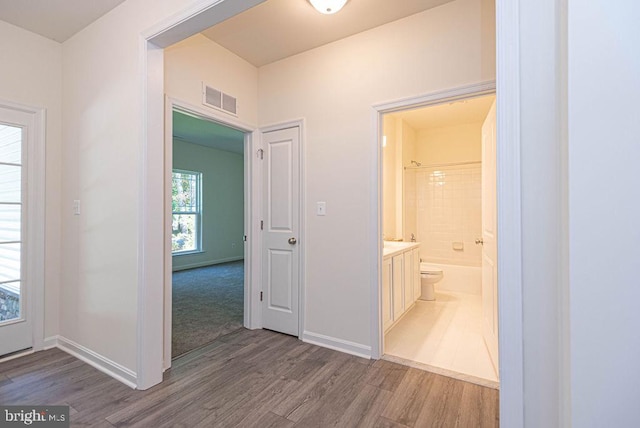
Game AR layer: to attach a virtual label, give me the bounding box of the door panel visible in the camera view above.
[392,255,404,319]
[382,258,393,331]
[267,250,293,311]
[0,109,32,357]
[262,127,300,336]
[403,252,413,308]
[412,248,421,302]
[481,100,499,377]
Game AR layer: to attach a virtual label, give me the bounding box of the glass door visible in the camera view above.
[0,123,22,325]
[0,107,32,357]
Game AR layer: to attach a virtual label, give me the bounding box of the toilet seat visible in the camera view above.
[419,263,442,274]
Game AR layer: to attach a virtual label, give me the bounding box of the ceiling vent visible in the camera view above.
[202,83,238,116]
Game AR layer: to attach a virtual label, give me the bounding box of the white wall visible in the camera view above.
[172,139,244,270]
[569,1,640,426]
[60,0,198,373]
[415,122,482,164]
[0,20,62,339]
[382,115,398,239]
[259,0,495,349]
[414,164,482,266]
[164,34,258,126]
[400,120,417,242]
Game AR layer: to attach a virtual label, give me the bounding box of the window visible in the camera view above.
[0,123,22,322]
[172,169,202,254]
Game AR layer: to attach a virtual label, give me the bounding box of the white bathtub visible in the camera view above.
[429,262,481,295]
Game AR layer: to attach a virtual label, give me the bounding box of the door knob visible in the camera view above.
[288,237,297,245]
[475,238,484,245]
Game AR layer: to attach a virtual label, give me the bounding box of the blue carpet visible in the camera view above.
[172,260,244,357]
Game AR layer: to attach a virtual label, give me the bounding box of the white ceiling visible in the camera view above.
[0,0,127,43]
[173,111,245,154]
[0,0,454,63]
[202,0,454,67]
[391,95,496,130]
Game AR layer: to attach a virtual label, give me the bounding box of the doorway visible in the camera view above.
[376,86,498,387]
[164,100,254,365]
[169,108,247,358]
[0,101,44,359]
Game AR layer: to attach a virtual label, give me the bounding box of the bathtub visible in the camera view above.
[428,262,481,295]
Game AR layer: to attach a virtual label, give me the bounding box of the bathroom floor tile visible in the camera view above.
[384,291,499,383]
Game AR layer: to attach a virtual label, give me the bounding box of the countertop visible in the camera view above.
[383,241,420,258]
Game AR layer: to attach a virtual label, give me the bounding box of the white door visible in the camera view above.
[481,100,499,377]
[262,127,300,336]
[0,106,34,356]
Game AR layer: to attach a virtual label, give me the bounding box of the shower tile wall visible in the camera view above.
[414,164,481,266]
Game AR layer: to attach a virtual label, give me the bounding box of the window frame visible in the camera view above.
[171,168,203,255]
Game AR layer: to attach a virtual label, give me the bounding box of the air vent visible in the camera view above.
[202,83,237,116]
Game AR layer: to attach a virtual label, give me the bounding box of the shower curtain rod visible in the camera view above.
[403,160,481,170]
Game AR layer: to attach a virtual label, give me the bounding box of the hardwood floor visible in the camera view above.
[0,329,498,427]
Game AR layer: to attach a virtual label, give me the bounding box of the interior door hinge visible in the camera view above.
[260,291,263,301]
[243,235,247,242]
[257,148,264,160]
[260,220,263,230]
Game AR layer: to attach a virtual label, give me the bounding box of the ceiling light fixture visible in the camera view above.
[309,0,348,15]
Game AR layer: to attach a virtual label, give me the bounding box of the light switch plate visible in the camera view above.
[317,201,326,216]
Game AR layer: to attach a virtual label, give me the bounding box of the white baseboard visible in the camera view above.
[172,256,244,272]
[48,335,137,389]
[43,336,58,350]
[302,331,372,359]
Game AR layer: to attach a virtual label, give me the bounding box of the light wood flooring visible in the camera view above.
[0,328,498,427]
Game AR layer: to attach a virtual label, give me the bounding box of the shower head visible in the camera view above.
[411,160,422,167]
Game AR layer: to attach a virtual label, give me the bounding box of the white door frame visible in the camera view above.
[140,2,527,426]
[0,99,45,357]
[372,81,496,356]
[372,78,523,426]
[162,97,257,370]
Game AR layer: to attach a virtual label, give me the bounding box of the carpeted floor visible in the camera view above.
[172,260,244,358]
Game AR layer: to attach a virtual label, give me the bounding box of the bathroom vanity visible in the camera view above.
[382,242,421,332]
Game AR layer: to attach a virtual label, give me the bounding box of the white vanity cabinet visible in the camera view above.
[382,257,393,331]
[383,242,421,332]
[412,248,421,300]
[392,255,404,318]
[404,251,415,308]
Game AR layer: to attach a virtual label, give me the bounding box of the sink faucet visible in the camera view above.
[411,233,416,242]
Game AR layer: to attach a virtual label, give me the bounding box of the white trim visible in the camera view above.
[170,97,256,131]
[247,129,262,330]
[0,99,46,355]
[372,81,497,113]
[43,336,57,350]
[0,349,34,364]
[370,81,497,361]
[302,331,371,360]
[172,256,244,272]
[51,336,137,389]
[382,354,499,390]
[137,35,165,390]
[496,0,525,425]
[142,0,267,48]
[258,119,306,337]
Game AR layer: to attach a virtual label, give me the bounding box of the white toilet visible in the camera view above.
[419,263,443,301]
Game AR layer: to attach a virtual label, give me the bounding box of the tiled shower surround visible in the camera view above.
[408,163,482,267]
